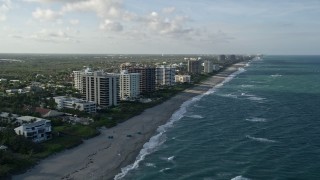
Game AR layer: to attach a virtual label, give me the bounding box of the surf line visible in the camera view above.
[114,66,247,180]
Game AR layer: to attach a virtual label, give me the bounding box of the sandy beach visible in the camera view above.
[13,62,247,180]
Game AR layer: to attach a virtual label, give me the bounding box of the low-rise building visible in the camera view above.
[35,107,64,118]
[5,89,25,94]
[14,116,52,143]
[53,96,96,113]
[212,64,221,71]
[175,75,191,83]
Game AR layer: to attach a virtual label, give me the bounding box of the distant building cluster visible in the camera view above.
[68,54,250,108]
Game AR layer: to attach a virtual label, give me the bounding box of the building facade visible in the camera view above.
[203,60,213,73]
[14,116,52,143]
[73,67,93,92]
[82,72,119,107]
[156,66,176,87]
[212,64,221,71]
[175,75,191,83]
[128,67,156,94]
[53,96,96,113]
[119,70,140,100]
[218,55,226,62]
[187,60,201,74]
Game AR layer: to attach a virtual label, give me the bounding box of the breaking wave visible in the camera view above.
[245,117,267,122]
[246,135,277,143]
[186,115,204,119]
[231,175,251,180]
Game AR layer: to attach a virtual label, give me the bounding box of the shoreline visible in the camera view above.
[13,62,248,180]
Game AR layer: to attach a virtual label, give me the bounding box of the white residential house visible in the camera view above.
[119,70,140,100]
[175,75,191,83]
[53,96,96,113]
[14,116,52,143]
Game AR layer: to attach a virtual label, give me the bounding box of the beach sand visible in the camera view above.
[13,62,247,180]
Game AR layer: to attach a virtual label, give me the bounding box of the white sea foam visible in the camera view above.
[159,167,171,173]
[248,96,265,101]
[167,156,174,161]
[114,66,247,180]
[218,93,238,99]
[245,117,267,122]
[246,135,277,143]
[194,104,204,108]
[270,74,282,77]
[239,93,266,102]
[186,115,204,119]
[145,163,156,167]
[241,84,254,88]
[231,175,251,180]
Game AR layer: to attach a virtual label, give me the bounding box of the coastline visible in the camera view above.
[13,62,248,180]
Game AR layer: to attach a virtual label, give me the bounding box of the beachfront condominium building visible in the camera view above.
[14,116,52,143]
[227,55,236,62]
[119,70,140,100]
[218,55,226,62]
[53,96,96,113]
[175,75,191,83]
[203,60,213,73]
[82,72,120,107]
[128,67,156,94]
[73,67,93,92]
[188,60,201,74]
[156,65,176,87]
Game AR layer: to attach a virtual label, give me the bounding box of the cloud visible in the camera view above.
[24,0,199,40]
[162,7,176,14]
[69,19,79,25]
[99,19,123,32]
[32,8,62,21]
[24,0,85,3]
[206,30,235,44]
[61,0,123,19]
[30,28,76,43]
[0,0,12,21]
[144,11,194,38]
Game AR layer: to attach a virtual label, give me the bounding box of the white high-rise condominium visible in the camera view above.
[119,70,140,100]
[203,60,213,73]
[73,67,93,92]
[82,72,119,107]
[156,65,176,87]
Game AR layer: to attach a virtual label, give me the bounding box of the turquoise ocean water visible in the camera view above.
[115,56,320,180]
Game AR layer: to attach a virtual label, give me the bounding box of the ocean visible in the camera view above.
[115,56,320,180]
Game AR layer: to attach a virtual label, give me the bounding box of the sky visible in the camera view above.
[0,0,320,55]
